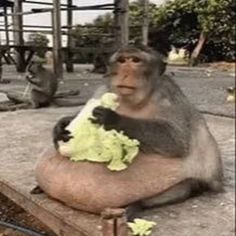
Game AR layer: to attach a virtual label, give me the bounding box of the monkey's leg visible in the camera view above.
[125,202,143,221]
[6,92,30,104]
[141,179,201,208]
[30,91,50,108]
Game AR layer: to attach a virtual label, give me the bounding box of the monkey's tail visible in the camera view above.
[53,98,86,107]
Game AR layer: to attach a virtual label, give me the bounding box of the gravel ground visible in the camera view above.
[0,64,235,236]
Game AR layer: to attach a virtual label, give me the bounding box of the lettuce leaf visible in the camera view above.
[58,93,140,171]
[128,218,156,236]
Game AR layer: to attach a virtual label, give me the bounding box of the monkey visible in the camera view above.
[50,44,224,218]
[0,59,84,111]
[92,52,110,74]
[0,59,58,109]
[25,59,58,108]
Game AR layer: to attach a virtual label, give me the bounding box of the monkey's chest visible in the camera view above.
[117,103,157,119]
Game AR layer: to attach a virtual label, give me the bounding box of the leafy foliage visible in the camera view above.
[151,0,235,61]
[71,13,114,63]
[70,0,235,62]
[71,13,114,48]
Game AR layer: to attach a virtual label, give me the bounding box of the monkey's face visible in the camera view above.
[110,54,144,96]
[107,46,165,104]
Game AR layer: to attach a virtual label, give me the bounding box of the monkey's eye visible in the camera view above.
[117,56,126,63]
[131,56,141,63]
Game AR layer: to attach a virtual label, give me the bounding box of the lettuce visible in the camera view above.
[58,93,140,171]
[128,218,156,236]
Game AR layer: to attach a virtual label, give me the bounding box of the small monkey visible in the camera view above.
[52,45,223,218]
[0,59,58,110]
[26,59,58,108]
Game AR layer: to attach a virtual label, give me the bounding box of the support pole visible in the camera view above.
[114,0,129,48]
[141,0,149,45]
[0,40,2,81]
[101,208,128,236]
[12,0,25,72]
[52,0,63,80]
[4,7,9,46]
[66,0,74,72]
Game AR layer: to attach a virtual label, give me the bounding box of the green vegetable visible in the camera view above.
[58,92,140,171]
[128,218,156,236]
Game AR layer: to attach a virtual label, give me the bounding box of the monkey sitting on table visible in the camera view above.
[48,44,223,217]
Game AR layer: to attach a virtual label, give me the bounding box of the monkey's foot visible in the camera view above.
[125,203,143,221]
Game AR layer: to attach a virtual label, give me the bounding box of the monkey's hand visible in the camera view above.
[53,116,74,149]
[91,106,120,130]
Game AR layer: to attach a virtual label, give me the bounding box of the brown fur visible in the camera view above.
[42,45,223,218]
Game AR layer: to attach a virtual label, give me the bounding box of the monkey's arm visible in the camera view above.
[53,116,75,149]
[26,74,41,86]
[92,107,190,157]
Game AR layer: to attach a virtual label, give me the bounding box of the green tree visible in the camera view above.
[152,0,235,64]
[26,33,49,58]
[71,13,114,63]
[129,0,158,41]
[71,0,235,63]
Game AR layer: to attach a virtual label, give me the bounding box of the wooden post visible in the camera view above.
[141,0,149,45]
[12,0,25,72]
[114,0,120,48]
[0,39,2,81]
[114,0,129,48]
[52,0,63,80]
[101,208,128,236]
[66,0,74,72]
[4,7,10,46]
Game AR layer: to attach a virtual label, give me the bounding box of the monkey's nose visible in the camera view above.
[121,74,129,80]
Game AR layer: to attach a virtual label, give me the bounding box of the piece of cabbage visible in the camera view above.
[58,92,140,171]
[128,218,156,236]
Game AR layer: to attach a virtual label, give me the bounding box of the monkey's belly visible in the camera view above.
[35,147,184,213]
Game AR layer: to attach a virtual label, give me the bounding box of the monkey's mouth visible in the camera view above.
[117,85,136,90]
[116,85,136,95]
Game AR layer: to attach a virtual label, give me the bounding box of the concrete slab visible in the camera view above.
[0,107,234,236]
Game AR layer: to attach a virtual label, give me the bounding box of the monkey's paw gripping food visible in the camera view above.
[128,219,156,236]
[58,92,140,171]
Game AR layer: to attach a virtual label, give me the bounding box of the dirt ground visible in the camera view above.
[0,64,235,236]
